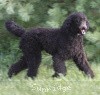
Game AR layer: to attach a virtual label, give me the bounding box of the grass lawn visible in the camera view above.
[0,59,100,95]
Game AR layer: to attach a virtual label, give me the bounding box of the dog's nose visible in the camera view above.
[81,21,87,30]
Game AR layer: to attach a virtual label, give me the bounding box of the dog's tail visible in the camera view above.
[5,21,25,37]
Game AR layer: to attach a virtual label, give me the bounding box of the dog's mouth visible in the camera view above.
[81,27,86,34]
[79,27,87,35]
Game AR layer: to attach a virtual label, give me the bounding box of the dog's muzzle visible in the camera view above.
[81,27,87,35]
[79,21,87,35]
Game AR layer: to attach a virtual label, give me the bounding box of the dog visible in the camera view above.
[5,12,94,78]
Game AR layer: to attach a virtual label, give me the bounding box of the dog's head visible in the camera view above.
[70,12,89,35]
[61,12,89,35]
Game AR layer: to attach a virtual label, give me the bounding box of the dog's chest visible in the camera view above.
[58,36,83,59]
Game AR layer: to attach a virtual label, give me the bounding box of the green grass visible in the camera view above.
[0,60,100,95]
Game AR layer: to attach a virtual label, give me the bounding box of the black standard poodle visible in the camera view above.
[5,12,94,78]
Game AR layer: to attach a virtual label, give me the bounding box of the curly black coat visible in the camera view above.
[5,12,94,78]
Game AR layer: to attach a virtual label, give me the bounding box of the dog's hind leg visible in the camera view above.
[26,51,41,79]
[8,56,27,78]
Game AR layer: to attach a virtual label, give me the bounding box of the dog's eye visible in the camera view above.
[75,19,81,25]
[86,21,89,29]
[76,20,80,23]
[75,18,81,24]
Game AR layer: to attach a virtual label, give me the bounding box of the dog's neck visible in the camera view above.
[60,27,83,38]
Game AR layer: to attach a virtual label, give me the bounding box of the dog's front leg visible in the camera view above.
[73,52,94,78]
[52,55,67,77]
